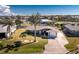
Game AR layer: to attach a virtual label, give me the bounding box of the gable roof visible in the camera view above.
[64,24,79,31]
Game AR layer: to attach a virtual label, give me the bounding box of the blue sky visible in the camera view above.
[10,5,79,15]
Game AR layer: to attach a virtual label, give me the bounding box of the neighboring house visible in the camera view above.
[0,25,16,38]
[40,19,52,26]
[63,24,79,36]
[27,26,57,39]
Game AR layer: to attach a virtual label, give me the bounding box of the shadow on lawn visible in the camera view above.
[0,41,27,53]
[2,40,36,53]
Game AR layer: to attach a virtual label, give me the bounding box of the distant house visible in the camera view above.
[40,19,52,26]
[63,24,79,36]
[0,25,16,38]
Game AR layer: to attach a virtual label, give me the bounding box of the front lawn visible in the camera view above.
[0,37,47,54]
[65,37,79,52]
[0,29,48,54]
[8,38,47,54]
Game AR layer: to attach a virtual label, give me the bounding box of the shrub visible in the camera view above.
[20,33,26,38]
[0,43,3,50]
[14,41,22,47]
[42,36,48,39]
[14,48,18,51]
[26,30,34,35]
[6,45,12,50]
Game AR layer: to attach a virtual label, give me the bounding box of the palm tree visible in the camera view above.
[15,19,23,29]
[15,15,23,28]
[29,12,41,42]
[0,19,14,38]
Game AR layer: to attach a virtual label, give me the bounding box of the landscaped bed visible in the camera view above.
[65,37,79,52]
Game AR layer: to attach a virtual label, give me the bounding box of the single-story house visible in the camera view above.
[26,26,57,39]
[63,24,79,36]
[40,19,52,26]
[0,25,16,38]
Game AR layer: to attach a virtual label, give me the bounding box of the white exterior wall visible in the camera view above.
[7,33,10,38]
[5,25,16,38]
[10,25,16,33]
[0,25,16,38]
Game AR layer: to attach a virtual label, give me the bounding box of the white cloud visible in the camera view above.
[0,5,16,16]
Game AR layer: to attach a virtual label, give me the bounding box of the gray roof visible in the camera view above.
[26,26,57,34]
[40,19,52,23]
[64,24,79,31]
[26,26,54,30]
[0,25,7,33]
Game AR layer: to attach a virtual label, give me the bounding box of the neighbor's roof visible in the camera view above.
[40,19,52,22]
[0,25,7,33]
[64,24,79,31]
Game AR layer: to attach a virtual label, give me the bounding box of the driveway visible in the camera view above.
[43,30,69,54]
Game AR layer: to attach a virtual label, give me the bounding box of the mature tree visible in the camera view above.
[29,12,41,42]
[0,19,14,38]
[16,15,21,20]
[15,15,23,28]
[49,16,56,26]
[15,19,23,28]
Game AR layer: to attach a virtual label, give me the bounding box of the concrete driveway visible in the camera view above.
[43,30,69,54]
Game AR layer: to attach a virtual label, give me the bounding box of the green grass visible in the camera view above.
[65,37,79,51]
[55,21,79,24]
[0,38,47,54]
[11,39,47,54]
[0,40,14,47]
[21,22,31,27]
